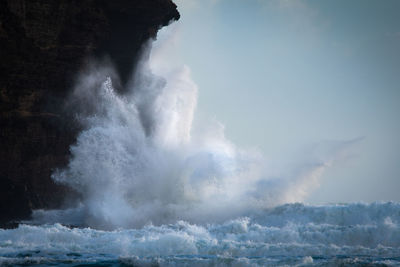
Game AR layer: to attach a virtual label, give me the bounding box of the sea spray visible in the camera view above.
[48,24,355,229]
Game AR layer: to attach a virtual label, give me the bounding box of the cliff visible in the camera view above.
[0,0,179,224]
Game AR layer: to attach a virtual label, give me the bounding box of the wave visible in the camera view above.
[46,22,360,230]
[3,203,400,266]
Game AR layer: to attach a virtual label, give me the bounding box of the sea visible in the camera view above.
[1,202,400,266]
[2,22,399,266]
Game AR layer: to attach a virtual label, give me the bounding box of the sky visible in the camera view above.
[172,0,400,203]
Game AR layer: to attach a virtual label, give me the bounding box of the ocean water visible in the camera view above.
[2,22,398,266]
[1,202,400,266]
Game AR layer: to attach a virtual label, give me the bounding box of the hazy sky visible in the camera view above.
[172,0,400,203]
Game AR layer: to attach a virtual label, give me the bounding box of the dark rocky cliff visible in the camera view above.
[0,0,179,224]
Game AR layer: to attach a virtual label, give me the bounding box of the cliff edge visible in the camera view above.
[0,0,179,224]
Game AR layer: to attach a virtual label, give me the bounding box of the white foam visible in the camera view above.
[4,203,400,265]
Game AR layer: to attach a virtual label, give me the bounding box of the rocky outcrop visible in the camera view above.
[0,0,179,224]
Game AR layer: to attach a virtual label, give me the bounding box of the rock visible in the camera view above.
[0,0,179,223]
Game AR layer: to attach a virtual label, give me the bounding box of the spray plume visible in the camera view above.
[45,23,357,229]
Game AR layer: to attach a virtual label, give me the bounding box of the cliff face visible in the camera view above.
[0,0,179,224]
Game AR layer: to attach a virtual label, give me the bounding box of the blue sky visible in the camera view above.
[173,0,400,203]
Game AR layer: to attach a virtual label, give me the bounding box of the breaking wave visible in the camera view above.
[2,203,400,266]
[38,23,359,230]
